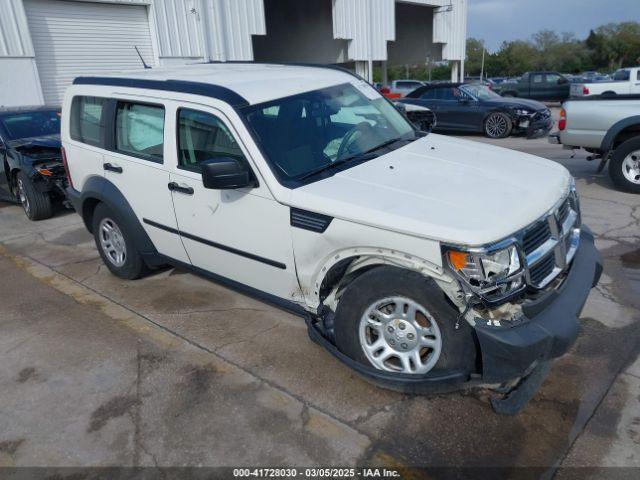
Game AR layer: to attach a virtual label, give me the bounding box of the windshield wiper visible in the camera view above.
[297,137,410,182]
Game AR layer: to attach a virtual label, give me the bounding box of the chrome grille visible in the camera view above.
[520,192,581,289]
[529,253,555,285]
[522,221,551,255]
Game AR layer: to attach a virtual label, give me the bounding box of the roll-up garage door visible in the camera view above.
[24,0,156,105]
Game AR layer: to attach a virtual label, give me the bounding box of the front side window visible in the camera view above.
[242,83,416,183]
[177,109,246,171]
[2,110,61,141]
[116,102,164,162]
[546,73,561,83]
[533,74,543,84]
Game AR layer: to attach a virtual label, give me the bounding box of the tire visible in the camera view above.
[92,203,148,280]
[333,266,476,376]
[608,137,640,194]
[16,171,53,221]
[484,112,513,139]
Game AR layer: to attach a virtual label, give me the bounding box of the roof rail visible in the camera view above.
[72,77,250,108]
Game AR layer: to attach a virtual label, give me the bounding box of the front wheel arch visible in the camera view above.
[332,265,478,376]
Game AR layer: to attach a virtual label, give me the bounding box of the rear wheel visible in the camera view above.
[609,137,640,193]
[484,112,513,139]
[92,203,148,279]
[333,266,476,375]
[16,171,53,221]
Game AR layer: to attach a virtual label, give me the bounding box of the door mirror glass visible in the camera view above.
[201,157,254,190]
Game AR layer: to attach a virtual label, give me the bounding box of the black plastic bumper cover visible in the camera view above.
[65,186,82,212]
[306,227,602,394]
[475,227,602,383]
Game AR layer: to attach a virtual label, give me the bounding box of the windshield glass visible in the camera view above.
[242,83,415,183]
[460,84,502,101]
[0,110,61,140]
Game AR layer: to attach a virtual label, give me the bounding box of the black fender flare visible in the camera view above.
[600,115,640,152]
[77,176,159,260]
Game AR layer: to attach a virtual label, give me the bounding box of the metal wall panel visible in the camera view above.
[434,0,467,60]
[152,0,204,59]
[0,0,34,56]
[333,0,466,62]
[201,0,266,61]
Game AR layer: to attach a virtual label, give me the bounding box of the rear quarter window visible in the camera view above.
[70,96,107,147]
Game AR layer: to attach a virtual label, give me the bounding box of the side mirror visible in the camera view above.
[458,97,471,104]
[558,78,568,85]
[201,157,255,190]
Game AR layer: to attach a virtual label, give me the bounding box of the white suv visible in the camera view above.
[62,64,601,412]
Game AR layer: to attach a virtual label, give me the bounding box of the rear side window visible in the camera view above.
[115,102,165,163]
[177,108,245,171]
[70,96,106,147]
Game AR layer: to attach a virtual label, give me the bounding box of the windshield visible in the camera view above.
[460,84,502,101]
[242,83,416,184]
[0,110,61,141]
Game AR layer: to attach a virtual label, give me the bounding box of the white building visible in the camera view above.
[0,0,467,107]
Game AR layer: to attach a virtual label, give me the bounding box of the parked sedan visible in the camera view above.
[399,83,553,139]
[0,107,67,220]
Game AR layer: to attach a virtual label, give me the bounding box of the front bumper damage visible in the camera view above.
[306,228,602,414]
[519,113,554,139]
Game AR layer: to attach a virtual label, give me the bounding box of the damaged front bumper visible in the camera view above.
[306,228,602,412]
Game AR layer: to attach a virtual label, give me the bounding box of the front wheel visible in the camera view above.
[333,266,476,375]
[16,171,53,221]
[484,112,513,139]
[609,137,640,193]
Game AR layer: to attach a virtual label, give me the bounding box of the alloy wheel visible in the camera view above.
[622,151,640,185]
[359,296,442,374]
[17,178,30,216]
[98,217,127,267]
[486,113,509,138]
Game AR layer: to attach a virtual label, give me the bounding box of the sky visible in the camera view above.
[467,0,640,52]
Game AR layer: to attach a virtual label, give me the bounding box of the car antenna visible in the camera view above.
[134,46,151,69]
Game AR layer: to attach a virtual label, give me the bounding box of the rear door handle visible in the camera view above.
[168,182,194,195]
[103,163,123,173]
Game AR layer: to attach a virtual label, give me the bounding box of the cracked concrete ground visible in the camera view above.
[0,133,638,474]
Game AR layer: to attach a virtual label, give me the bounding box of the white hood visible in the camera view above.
[290,134,570,246]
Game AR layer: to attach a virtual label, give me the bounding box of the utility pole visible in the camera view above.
[480,42,485,81]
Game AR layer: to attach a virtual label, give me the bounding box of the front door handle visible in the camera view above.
[168,182,194,195]
[103,163,123,174]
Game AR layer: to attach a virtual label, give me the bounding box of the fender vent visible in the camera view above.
[290,208,333,233]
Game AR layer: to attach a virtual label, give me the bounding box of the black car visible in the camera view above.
[399,83,553,139]
[0,107,67,220]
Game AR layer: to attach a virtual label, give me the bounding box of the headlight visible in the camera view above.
[445,243,525,304]
[514,108,533,116]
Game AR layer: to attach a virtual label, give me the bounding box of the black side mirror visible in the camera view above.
[201,157,255,190]
[558,78,568,85]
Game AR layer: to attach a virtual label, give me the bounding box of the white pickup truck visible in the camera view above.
[549,95,640,192]
[571,67,640,97]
